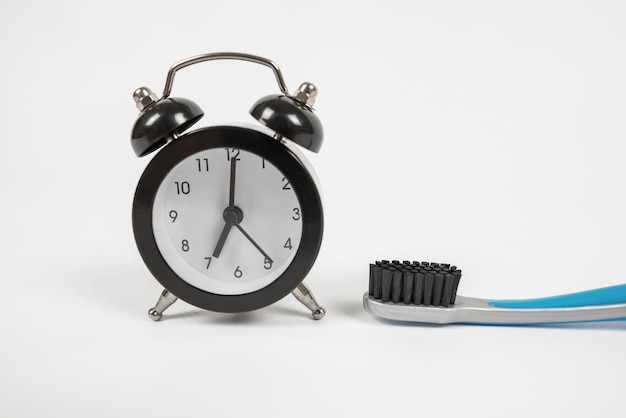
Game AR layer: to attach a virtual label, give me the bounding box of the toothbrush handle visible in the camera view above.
[489,283,626,309]
[363,293,626,325]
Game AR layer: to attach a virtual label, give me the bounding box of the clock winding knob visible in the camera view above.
[293,82,318,108]
[133,86,159,111]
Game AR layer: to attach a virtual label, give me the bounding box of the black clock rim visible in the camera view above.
[132,126,324,313]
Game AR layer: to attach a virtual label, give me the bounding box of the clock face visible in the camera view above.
[152,147,303,295]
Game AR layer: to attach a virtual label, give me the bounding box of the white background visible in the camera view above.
[1,1,625,417]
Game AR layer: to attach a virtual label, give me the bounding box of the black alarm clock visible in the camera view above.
[130,53,326,321]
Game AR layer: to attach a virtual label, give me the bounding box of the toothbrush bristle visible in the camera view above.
[369,260,462,307]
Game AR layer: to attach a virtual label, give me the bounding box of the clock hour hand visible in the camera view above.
[212,222,233,258]
[235,224,273,264]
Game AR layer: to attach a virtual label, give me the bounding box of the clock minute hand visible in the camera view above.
[213,155,239,258]
[235,224,273,264]
[228,154,236,209]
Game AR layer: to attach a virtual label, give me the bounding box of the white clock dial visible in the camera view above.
[152,147,303,295]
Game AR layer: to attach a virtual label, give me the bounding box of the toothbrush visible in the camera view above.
[363,260,626,325]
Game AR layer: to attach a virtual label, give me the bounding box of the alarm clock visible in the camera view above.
[130,52,326,321]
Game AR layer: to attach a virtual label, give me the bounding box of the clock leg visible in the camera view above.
[148,289,178,321]
[291,282,326,320]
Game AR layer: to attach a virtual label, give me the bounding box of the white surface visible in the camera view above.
[1,1,625,417]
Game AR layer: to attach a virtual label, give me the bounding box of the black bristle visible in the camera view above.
[391,270,403,303]
[372,265,382,299]
[423,272,434,305]
[413,271,424,305]
[432,273,444,306]
[450,271,462,304]
[381,268,393,302]
[441,274,454,307]
[403,271,414,304]
[369,264,375,296]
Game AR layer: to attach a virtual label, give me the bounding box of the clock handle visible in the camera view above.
[161,52,290,99]
[292,282,326,320]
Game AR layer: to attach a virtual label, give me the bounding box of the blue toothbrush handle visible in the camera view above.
[489,283,626,309]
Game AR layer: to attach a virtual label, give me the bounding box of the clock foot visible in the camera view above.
[148,289,178,321]
[292,282,326,320]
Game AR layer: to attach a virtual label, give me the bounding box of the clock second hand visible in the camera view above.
[235,224,273,264]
